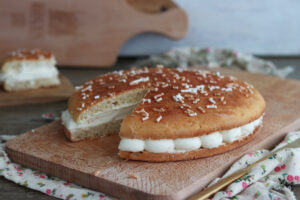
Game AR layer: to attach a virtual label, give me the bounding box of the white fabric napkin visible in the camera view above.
[135,48,294,78]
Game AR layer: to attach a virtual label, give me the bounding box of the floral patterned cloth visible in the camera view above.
[41,113,60,122]
[135,48,294,78]
[210,131,300,200]
[0,132,299,200]
[0,136,112,200]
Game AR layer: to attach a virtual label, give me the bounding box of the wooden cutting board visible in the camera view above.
[0,0,188,67]
[0,75,74,107]
[5,68,300,200]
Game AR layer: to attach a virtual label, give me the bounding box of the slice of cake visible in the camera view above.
[61,66,266,162]
[0,49,60,91]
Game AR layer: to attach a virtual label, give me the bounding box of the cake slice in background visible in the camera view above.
[0,49,60,92]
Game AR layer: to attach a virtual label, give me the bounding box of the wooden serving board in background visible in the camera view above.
[0,75,74,107]
[0,0,188,67]
[5,68,300,199]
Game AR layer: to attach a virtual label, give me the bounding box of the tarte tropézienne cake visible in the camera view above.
[62,65,265,162]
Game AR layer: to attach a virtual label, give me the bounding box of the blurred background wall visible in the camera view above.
[120,0,300,56]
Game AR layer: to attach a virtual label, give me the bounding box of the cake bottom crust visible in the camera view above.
[119,126,261,162]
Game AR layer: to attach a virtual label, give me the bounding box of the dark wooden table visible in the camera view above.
[0,57,299,199]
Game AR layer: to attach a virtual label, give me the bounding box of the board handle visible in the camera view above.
[125,1,188,40]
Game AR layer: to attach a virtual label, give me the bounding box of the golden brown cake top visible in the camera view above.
[1,49,53,65]
[68,66,265,135]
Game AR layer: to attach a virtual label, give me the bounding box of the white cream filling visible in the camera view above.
[175,137,201,150]
[200,132,223,149]
[145,139,175,153]
[118,115,263,153]
[0,61,58,83]
[61,104,137,132]
[119,138,145,152]
[222,127,242,143]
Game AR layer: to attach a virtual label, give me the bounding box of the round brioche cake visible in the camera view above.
[61,66,265,162]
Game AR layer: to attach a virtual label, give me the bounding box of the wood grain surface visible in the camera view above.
[5,68,300,200]
[0,0,188,67]
[0,75,74,107]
